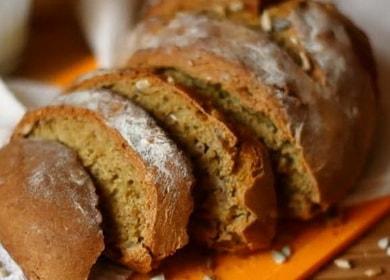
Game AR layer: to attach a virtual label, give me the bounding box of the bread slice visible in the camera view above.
[13,90,194,273]
[0,138,104,280]
[142,0,260,25]
[128,12,376,219]
[68,68,276,252]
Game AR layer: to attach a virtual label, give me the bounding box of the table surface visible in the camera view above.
[13,1,390,279]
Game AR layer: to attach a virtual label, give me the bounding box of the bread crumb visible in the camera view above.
[228,1,244,12]
[272,250,287,264]
[334,258,352,269]
[135,79,151,91]
[386,247,390,256]
[187,60,194,66]
[260,11,272,32]
[203,275,215,280]
[377,237,389,250]
[150,273,165,280]
[364,267,383,277]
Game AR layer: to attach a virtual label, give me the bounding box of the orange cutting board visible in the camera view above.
[41,57,389,280]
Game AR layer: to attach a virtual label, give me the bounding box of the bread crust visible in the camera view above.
[0,139,104,280]
[68,68,277,252]
[127,10,376,219]
[12,91,194,273]
[142,0,260,25]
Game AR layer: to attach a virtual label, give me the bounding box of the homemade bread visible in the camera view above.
[13,90,194,272]
[128,11,376,219]
[0,138,104,280]
[68,68,277,252]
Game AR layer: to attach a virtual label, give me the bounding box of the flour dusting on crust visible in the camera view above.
[53,90,192,196]
[24,139,102,229]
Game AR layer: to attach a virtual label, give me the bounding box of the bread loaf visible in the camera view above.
[68,68,277,252]
[0,138,104,280]
[13,90,194,272]
[128,9,376,219]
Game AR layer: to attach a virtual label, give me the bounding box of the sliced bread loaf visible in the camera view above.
[13,90,194,273]
[128,12,376,219]
[0,138,104,280]
[68,68,276,252]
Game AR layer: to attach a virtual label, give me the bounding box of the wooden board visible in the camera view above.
[316,213,390,279]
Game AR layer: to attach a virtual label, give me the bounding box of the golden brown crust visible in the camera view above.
[127,9,376,219]
[12,92,194,273]
[68,67,277,252]
[0,138,104,280]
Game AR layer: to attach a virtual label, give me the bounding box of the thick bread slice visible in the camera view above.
[0,138,104,280]
[68,68,277,252]
[128,13,376,219]
[142,0,260,25]
[12,90,194,273]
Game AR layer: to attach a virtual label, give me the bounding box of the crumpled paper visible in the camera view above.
[0,0,389,279]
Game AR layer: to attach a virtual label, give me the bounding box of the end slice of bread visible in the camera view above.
[12,90,194,273]
[0,138,104,280]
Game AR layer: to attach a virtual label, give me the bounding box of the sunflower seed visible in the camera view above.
[260,11,272,32]
[299,51,311,71]
[272,250,287,264]
[334,258,352,269]
[364,267,383,277]
[377,237,389,250]
[135,79,150,91]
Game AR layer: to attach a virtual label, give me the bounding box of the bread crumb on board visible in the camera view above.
[333,258,352,269]
[272,250,287,264]
[364,267,383,277]
[377,236,389,250]
[271,245,292,264]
